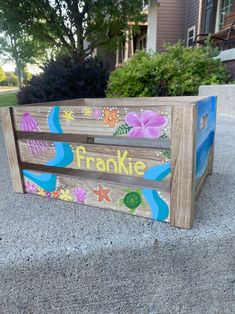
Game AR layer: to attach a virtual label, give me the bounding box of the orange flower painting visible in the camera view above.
[103,109,118,128]
[52,191,60,199]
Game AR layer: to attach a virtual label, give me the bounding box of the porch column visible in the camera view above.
[147,0,158,51]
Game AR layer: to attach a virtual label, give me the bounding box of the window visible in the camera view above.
[219,0,233,28]
[187,26,196,47]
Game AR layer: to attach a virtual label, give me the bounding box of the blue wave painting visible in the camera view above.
[196,96,216,180]
[142,163,170,221]
[23,106,74,192]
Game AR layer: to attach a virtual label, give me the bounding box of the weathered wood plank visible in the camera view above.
[13,105,172,138]
[170,104,197,229]
[18,140,171,180]
[195,164,209,200]
[22,170,171,222]
[0,107,24,193]
[15,96,209,108]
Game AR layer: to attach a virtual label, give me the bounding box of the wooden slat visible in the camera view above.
[15,96,209,107]
[170,104,197,229]
[18,140,171,180]
[21,162,171,192]
[195,165,209,200]
[13,105,172,138]
[195,145,214,199]
[22,170,170,221]
[208,99,217,175]
[0,107,24,193]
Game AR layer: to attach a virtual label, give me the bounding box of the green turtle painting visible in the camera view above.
[120,189,145,214]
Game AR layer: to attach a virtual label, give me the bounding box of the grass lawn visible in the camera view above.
[0,91,17,107]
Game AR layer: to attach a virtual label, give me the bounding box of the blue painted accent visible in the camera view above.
[142,163,171,221]
[23,106,74,192]
[23,171,57,192]
[196,96,216,180]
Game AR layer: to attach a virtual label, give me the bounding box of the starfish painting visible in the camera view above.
[92,184,111,202]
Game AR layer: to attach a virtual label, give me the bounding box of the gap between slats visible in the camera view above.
[16,131,171,150]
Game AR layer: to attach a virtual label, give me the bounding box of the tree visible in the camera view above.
[0,2,52,86]
[0,66,6,83]
[1,0,146,59]
[7,72,18,86]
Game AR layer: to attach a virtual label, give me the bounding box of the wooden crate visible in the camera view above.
[0,96,216,229]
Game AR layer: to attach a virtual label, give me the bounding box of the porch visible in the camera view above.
[195,0,235,50]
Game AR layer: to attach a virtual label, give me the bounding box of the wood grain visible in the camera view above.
[0,107,24,193]
[18,140,171,180]
[21,163,171,192]
[195,164,209,200]
[170,104,197,229]
[13,96,209,107]
[13,105,172,138]
[22,170,171,221]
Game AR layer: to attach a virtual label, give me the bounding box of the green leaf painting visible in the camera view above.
[113,123,132,136]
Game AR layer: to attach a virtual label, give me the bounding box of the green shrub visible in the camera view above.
[106,43,230,97]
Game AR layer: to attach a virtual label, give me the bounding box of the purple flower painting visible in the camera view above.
[73,188,87,203]
[20,112,49,156]
[92,108,102,120]
[125,110,168,138]
[25,181,37,194]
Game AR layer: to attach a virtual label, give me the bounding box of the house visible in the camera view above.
[116,0,235,77]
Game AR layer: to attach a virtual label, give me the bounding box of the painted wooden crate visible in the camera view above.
[1,96,216,229]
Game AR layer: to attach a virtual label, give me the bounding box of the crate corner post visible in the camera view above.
[170,103,197,229]
[1,106,24,194]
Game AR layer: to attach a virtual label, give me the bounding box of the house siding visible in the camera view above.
[156,0,187,51]
[185,0,200,39]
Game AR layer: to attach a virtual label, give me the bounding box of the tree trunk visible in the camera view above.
[15,62,23,88]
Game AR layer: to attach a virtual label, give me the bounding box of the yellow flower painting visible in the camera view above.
[59,189,72,201]
[83,107,93,118]
[62,110,75,123]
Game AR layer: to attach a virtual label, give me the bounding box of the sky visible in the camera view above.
[1,61,42,74]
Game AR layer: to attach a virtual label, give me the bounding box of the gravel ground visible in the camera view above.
[0,115,234,314]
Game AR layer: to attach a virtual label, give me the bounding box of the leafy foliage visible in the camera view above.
[0,66,6,82]
[0,2,50,86]
[106,43,231,97]
[1,72,18,86]
[1,0,146,59]
[18,55,109,104]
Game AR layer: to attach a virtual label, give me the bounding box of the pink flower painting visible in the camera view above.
[20,112,49,156]
[125,110,168,138]
[73,188,87,203]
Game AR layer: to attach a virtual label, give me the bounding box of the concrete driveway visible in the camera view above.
[0,113,234,313]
